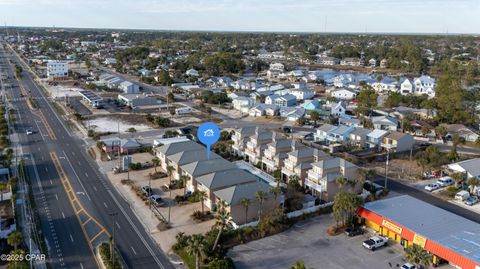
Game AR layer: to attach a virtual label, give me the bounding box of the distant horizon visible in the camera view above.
[4,24,480,37]
[1,0,479,35]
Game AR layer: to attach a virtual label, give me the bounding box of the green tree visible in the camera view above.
[435,125,447,139]
[404,244,432,268]
[151,157,160,173]
[358,169,375,185]
[166,166,175,186]
[332,192,363,227]
[240,198,251,224]
[308,110,320,126]
[290,261,312,269]
[7,231,23,250]
[466,177,479,194]
[451,172,464,188]
[199,191,208,215]
[7,249,28,269]
[255,190,268,220]
[186,234,207,269]
[212,200,230,251]
[269,187,282,202]
[180,175,189,196]
[0,181,8,201]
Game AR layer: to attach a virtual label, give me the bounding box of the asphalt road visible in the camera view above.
[1,49,96,269]
[3,45,174,269]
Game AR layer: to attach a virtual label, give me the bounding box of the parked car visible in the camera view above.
[362,236,388,251]
[149,194,163,207]
[423,171,435,179]
[455,190,470,201]
[344,227,364,237]
[424,183,440,192]
[401,263,417,269]
[464,196,479,206]
[436,176,454,187]
[26,129,33,135]
[141,186,152,196]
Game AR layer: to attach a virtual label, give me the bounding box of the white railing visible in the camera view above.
[286,202,334,218]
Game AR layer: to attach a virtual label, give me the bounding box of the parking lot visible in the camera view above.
[228,214,409,269]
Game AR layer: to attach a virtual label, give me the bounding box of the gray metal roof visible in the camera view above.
[214,180,271,205]
[449,158,480,178]
[363,195,480,264]
[312,157,356,170]
[168,149,220,166]
[196,168,258,190]
[181,158,235,177]
[157,140,203,156]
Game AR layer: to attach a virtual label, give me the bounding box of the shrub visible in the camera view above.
[98,242,121,269]
[206,257,235,269]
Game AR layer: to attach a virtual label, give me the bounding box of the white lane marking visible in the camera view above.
[55,194,58,200]
[45,167,48,172]
[93,186,97,191]
[116,222,120,229]
[131,246,137,255]
[50,179,53,185]
[106,189,165,268]
[103,202,108,209]
[61,212,65,219]
[62,150,91,201]
[84,172,88,178]
[70,234,74,242]
[80,263,84,269]
[33,120,46,142]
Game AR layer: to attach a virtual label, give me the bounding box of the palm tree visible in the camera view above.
[404,244,432,268]
[7,231,23,250]
[212,200,230,251]
[269,187,281,203]
[180,175,189,196]
[290,261,310,269]
[151,157,160,173]
[467,177,479,194]
[451,172,464,188]
[335,176,348,190]
[186,234,207,269]
[199,191,208,215]
[166,165,175,186]
[240,198,251,224]
[255,190,268,220]
[0,181,8,201]
[359,169,375,185]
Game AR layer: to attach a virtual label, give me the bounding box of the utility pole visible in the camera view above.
[384,149,390,189]
[109,212,118,268]
[168,188,172,224]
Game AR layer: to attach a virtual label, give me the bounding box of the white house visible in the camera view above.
[47,61,69,79]
[371,115,399,131]
[186,68,199,77]
[269,63,285,72]
[413,75,436,97]
[232,97,256,113]
[368,58,377,67]
[275,94,297,107]
[119,81,140,94]
[331,88,357,100]
[330,101,347,117]
[448,158,480,179]
[291,88,314,100]
[400,79,414,95]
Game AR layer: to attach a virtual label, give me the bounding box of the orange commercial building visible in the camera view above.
[357,195,480,269]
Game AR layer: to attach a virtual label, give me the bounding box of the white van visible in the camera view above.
[455,190,470,201]
[436,176,454,187]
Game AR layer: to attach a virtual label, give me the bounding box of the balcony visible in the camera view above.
[264,148,276,160]
[307,170,322,181]
[304,179,324,192]
[381,142,397,150]
[284,159,297,171]
[262,157,276,169]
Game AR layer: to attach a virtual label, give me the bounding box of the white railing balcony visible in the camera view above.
[305,179,324,192]
[262,157,276,168]
[381,142,397,149]
[307,170,322,181]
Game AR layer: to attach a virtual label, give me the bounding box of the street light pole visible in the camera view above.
[109,212,118,268]
[384,149,390,189]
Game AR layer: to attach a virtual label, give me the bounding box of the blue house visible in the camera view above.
[304,99,321,111]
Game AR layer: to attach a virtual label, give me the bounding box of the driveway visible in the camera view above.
[228,214,408,269]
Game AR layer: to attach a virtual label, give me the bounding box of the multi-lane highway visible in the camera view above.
[1,44,173,269]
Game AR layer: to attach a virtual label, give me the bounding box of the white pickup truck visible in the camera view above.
[362,236,388,251]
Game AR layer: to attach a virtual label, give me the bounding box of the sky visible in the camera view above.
[0,0,479,34]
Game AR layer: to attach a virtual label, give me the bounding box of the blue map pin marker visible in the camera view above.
[197,122,220,160]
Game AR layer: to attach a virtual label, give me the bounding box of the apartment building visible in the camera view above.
[281,147,332,184]
[305,158,360,201]
[244,128,273,165]
[232,126,258,157]
[262,138,305,172]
